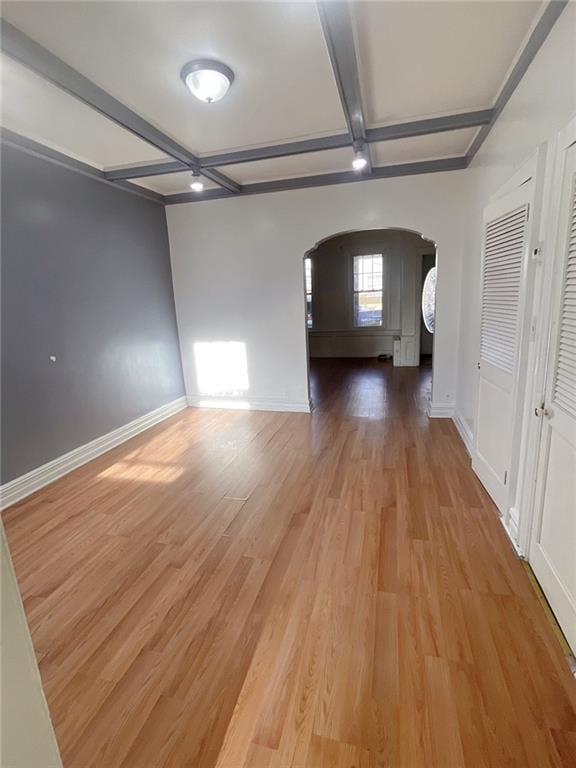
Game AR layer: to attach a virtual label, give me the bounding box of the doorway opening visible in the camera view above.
[303,228,437,411]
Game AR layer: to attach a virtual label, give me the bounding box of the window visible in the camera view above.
[354,254,383,327]
[421,266,437,334]
[305,257,313,328]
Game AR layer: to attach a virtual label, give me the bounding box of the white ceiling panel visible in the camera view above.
[0,55,168,169]
[221,147,354,184]
[1,1,347,155]
[133,171,219,195]
[372,128,477,166]
[354,0,542,125]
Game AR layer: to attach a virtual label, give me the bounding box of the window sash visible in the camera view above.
[353,255,383,327]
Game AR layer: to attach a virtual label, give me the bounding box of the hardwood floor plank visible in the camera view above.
[4,358,575,767]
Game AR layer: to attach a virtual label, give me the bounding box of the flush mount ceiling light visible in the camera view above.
[190,171,204,192]
[181,59,234,103]
[352,142,368,171]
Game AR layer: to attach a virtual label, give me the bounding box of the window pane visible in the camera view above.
[307,293,313,329]
[354,255,383,327]
[355,291,382,327]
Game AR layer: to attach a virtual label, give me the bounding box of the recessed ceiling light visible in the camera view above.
[190,171,204,192]
[352,142,369,171]
[181,59,234,103]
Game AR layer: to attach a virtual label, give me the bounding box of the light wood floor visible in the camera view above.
[5,358,576,767]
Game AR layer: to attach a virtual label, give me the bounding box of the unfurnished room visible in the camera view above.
[1,1,576,766]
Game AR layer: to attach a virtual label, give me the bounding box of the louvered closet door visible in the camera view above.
[473,185,532,513]
[530,141,576,653]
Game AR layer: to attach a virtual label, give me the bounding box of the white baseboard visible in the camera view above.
[428,402,455,418]
[501,507,523,557]
[0,397,188,511]
[187,395,311,413]
[452,409,474,457]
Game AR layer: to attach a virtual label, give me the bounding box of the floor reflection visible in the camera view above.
[309,356,432,419]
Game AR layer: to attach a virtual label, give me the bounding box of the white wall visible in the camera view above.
[308,230,434,359]
[167,170,470,412]
[1,525,62,767]
[456,2,576,434]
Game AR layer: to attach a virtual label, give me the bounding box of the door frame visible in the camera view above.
[302,227,438,409]
[473,147,547,532]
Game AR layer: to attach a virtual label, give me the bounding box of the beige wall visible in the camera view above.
[307,229,434,359]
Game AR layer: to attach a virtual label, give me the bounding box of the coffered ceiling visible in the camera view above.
[0,1,561,204]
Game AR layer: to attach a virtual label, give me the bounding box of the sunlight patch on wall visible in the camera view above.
[194,341,249,396]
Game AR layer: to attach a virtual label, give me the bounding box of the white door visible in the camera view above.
[530,140,576,653]
[473,185,533,512]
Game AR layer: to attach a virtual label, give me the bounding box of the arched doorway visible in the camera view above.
[303,228,437,411]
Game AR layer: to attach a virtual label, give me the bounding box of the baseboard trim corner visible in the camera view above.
[428,402,455,418]
[0,396,188,511]
[186,395,311,414]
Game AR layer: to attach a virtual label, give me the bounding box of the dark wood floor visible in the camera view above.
[4,358,576,767]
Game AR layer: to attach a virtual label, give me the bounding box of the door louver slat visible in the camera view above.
[553,174,576,418]
[480,204,529,373]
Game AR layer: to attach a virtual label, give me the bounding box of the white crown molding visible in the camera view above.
[187,396,311,414]
[428,402,455,418]
[1,397,188,512]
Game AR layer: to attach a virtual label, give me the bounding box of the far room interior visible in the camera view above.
[304,229,437,413]
[1,2,575,767]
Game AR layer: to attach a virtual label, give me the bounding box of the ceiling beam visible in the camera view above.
[105,160,188,181]
[0,128,165,204]
[467,0,568,161]
[106,109,492,180]
[0,20,241,193]
[366,110,493,143]
[200,133,352,168]
[164,156,467,205]
[316,0,373,173]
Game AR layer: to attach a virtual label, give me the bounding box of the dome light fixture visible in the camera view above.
[190,170,204,193]
[181,59,234,103]
[352,142,368,171]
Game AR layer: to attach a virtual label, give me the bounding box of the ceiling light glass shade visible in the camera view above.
[190,179,204,192]
[181,59,234,103]
[352,155,368,171]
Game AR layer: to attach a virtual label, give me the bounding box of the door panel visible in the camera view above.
[538,430,576,599]
[473,187,533,513]
[476,375,511,484]
[530,140,576,653]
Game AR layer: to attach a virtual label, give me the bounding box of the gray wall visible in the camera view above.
[1,144,185,483]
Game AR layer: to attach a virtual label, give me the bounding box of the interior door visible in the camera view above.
[473,185,533,512]
[530,140,576,653]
